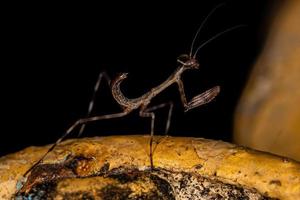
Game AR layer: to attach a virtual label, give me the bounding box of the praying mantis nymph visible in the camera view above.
[22,4,244,180]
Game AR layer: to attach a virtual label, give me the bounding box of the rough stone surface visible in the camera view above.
[15,165,273,200]
[1,136,300,199]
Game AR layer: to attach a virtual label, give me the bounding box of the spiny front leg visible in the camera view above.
[177,79,220,112]
[185,86,220,112]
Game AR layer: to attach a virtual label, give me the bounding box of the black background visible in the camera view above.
[1,1,279,156]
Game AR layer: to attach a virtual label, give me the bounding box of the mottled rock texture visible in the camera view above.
[1,136,299,199]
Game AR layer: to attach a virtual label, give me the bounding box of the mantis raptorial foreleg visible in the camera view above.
[177,79,220,112]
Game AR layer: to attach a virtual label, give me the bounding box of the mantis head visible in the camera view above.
[177,54,199,69]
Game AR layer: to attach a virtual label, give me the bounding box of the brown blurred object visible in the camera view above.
[234,1,300,161]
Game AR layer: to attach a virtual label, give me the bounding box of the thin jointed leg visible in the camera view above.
[177,79,220,112]
[140,102,173,169]
[139,108,155,169]
[78,71,111,137]
[184,86,220,112]
[144,101,173,135]
[23,110,129,177]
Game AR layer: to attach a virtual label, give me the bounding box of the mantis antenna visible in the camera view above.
[193,24,246,58]
[189,3,226,57]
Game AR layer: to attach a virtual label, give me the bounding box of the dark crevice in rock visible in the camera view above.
[151,174,175,200]
[15,156,277,199]
[98,162,110,175]
[106,167,142,183]
[99,185,132,200]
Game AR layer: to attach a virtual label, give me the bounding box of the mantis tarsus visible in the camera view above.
[22,4,244,179]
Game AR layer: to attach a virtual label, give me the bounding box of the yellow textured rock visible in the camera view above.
[0,135,299,199]
[234,1,300,161]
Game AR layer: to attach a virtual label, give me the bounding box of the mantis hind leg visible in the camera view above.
[78,71,111,137]
[22,110,130,180]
